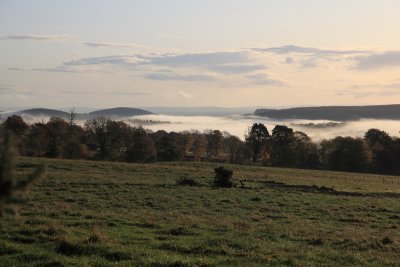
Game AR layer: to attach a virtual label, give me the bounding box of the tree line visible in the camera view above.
[1,115,400,175]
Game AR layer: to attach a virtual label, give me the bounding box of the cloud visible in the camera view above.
[178,91,193,99]
[111,90,150,96]
[0,34,73,41]
[1,34,165,53]
[7,67,30,71]
[208,64,266,74]
[18,51,268,76]
[339,81,400,98]
[61,90,150,96]
[349,82,400,90]
[254,45,367,56]
[254,45,372,69]
[0,84,36,102]
[338,89,400,98]
[63,55,139,66]
[300,57,320,68]
[254,45,322,54]
[32,67,78,73]
[246,73,287,87]
[3,93,30,102]
[142,51,251,69]
[256,45,400,71]
[9,65,114,74]
[354,51,400,70]
[0,85,15,93]
[284,57,294,64]
[145,72,216,82]
[158,34,184,40]
[52,52,249,69]
[82,41,150,49]
[9,56,138,73]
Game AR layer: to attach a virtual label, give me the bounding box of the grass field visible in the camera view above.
[1,157,400,266]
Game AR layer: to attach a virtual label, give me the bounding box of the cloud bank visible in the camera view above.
[11,50,282,85]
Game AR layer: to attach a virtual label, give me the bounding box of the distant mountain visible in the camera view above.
[254,104,400,121]
[87,107,152,118]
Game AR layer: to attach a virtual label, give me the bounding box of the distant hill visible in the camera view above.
[87,107,152,118]
[0,107,152,121]
[6,108,69,119]
[254,104,400,121]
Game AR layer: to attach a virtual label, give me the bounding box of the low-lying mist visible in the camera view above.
[134,115,400,141]
[18,114,400,142]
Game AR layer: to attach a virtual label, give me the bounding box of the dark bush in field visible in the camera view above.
[382,236,393,245]
[213,167,234,188]
[176,176,199,186]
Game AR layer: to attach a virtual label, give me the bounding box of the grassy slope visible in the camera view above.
[1,157,400,266]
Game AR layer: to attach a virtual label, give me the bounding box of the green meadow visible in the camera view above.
[1,157,400,266]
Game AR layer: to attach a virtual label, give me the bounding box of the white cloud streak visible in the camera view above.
[246,73,287,87]
[145,72,216,82]
[0,34,74,41]
[254,45,368,56]
[81,41,152,49]
[178,91,193,98]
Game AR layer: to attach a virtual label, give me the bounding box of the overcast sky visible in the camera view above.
[2,0,400,109]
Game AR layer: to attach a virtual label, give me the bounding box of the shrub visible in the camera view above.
[382,236,393,245]
[213,167,234,188]
[308,238,324,246]
[176,176,199,186]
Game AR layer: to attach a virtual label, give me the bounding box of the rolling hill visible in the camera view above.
[2,108,70,119]
[0,107,153,121]
[254,104,400,121]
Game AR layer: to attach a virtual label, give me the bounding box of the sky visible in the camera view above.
[2,0,400,109]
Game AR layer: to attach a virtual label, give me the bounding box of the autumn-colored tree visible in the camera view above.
[192,133,207,161]
[206,130,223,159]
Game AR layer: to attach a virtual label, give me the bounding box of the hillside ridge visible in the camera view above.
[0,107,153,120]
[254,104,400,121]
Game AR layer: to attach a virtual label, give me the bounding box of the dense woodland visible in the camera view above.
[1,114,400,175]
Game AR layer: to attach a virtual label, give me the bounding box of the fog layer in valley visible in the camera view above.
[12,114,400,142]
[123,114,400,142]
